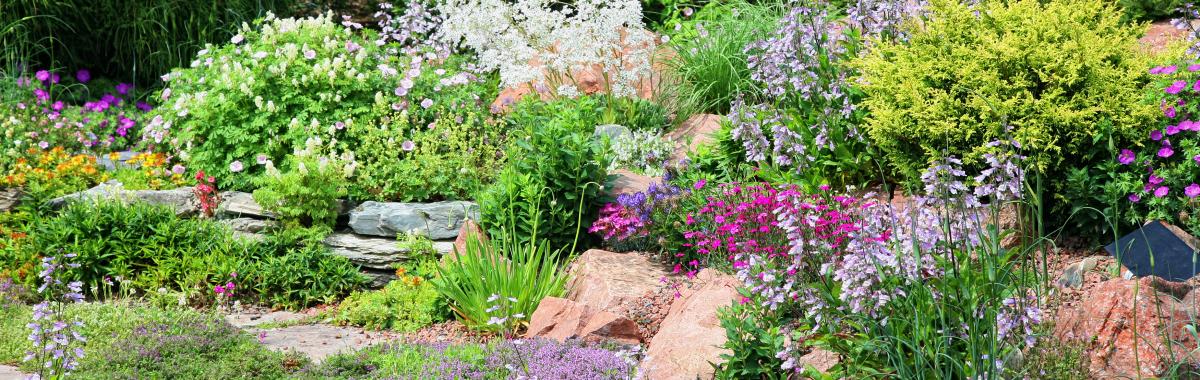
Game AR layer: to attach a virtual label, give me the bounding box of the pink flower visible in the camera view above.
[1166,80,1188,94]
[694,179,707,190]
[35,70,50,82]
[401,140,415,151]
[172,165,186,175]
[229,160,244,173]
[1190,64,1200,72]
[214,285,225,294]
[1158,146,1174,158]
[420,98,433,109]
[75,69,91,83]
[1166,106,1177,118]
[304,50,317,60]
[1129,193,1141,203]
[1151,130,1163,141]
[1187,184,1200,198]
[1155,186,1170,198]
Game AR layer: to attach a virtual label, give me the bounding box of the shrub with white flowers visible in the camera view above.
[145,12,403,190]
[436,0,655,99]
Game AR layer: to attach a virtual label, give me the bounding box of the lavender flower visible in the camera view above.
[995,293,1042,347]
[25,253,86,379]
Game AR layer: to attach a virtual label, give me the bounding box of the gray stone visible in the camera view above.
[94,150,137,171]
[349,201,479,240]
[225,310,308,329]
[594,124,631,141]
[47,180,199,216]
[322,233,453,270]
[0,188,21,212]
[0,364,26,379]
[250,324,398,364]
[220,218,276,234]
[1057,256,1100,289]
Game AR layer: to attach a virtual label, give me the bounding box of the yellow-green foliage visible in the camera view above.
[854,0,1158,186]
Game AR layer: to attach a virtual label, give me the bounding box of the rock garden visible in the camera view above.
[4,0,1200,379]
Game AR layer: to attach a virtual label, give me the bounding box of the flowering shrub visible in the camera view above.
[193,170,221,218]
[1108,63,1200,235]
[437,0,654,99]
[147,13,403,190]
[108,152,187,191]
[608,130,674,176]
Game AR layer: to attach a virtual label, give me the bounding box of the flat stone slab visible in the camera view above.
[225,310,308,329]
[250,324,399,363]
[349,201,479,240]
[0,364,26,379]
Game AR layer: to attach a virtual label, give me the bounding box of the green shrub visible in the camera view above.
[715,300,787,380]
[665,0,782,114]
[1119,0,1185,21]
[504,94,671,134]
[478,120,609,253]
[333,265,446,331]
[12,200,255,299]
[252,140,350,240]
[350,109,506,202]
[609,130,675,176]
[432,223,569,333]
[0,0,299,85]
[854,0,1158,216]
[239,243,367,310]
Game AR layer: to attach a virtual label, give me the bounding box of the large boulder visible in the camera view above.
[565,249,672,312]
[349,201,479,240]
[666,114,723,162]
[1054,276,1198,378]
[46,180,198,216]
[525,297,642,345]
[323,233,452,271]
[606,169,657,197]
[0,188,20,212]
[452,219,488,256]
[641,269,739,380]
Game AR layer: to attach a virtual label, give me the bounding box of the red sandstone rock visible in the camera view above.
[452,219,487,256]
[641,269,740,380]
[1053,276,1198,378]
[525,297,642,345]
[666,114,724,162]
[565,249,672,312]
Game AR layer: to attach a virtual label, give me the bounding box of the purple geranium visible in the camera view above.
[1167,80,1188,94]
[1118,149,1136,165]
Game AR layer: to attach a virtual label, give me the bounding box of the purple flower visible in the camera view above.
[1166,106,1177,118]
[35,70,50,82]
[1168,124,1182,135]
[1129,193,1141,203]
[1166,80,1188,94]
[1118,149,1136,165]
[420,98,433,109]
[1151,130,1164,141]
[136,101,153,112]
[1159,145,1175,158]
[304,50,317,60]
[1151,65,1179,74]
[694,179,707,190]
[401,140,415,151]
[1187,184,1200,198]
[1156,186,1170,198]
[75,69,91,83]
[229,161,244,173]
[116,83,133,95]
[172,165,186,175]
[345,41,362,53]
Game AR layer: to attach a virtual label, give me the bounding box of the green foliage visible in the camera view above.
[1008,324,1088,380]
[1119,0,1185,21]
[332,265,446,331]
[432,224,569,333]
[480,120,609,253]
[306,342,490,378]
[504,95,671,134]
[0,0,299,85]
[252,143,349,240]
[854,0,1157,194]
[715,300,787,380]
[665,0,782,114]
[239,243,368,310]
[349,109,506,202]
[11,200,256,300]
[0,302,304,377]
[608,130,675,176]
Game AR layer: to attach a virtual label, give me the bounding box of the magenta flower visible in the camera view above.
[1187,184,1200,198]
[214,285,225,294]
[1151,65,1178,74]
[1167,124,1181,135]
[1195,154,1200,164]
[75,69,90,83]
[694,179,707,190]
[1159,145,1175,158]
[1166,80,1188,94]
[50,73,60,84]
[1151,130,1163,141]
[35,70,50,82]
[1166,106,1177,118]
[1129,193,1141,203]
[1190,64,1200,72]
[1194,80,1200,93]
[1155,186,1170,198]
[1118,149,1135,165]
[116,83,133,95]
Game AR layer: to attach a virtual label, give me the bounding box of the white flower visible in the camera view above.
[231,34,244,44]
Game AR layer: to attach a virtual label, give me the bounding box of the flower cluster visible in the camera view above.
[0,147,106,202]
[484,293,524,337]
[487,339,636,379]
[4,69,151,155]
[607,130,674,177]
[213,272,238,310]
[25,253,87,379]
[589,179,688,250]
[374,1,444,54]
[436,0,654,99]
[995,292,1042,348]
[192,170,220,218]
[1115,63,1200,233]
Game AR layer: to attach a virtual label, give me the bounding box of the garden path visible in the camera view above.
[226,310,402,363]
[0,364,24,379]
